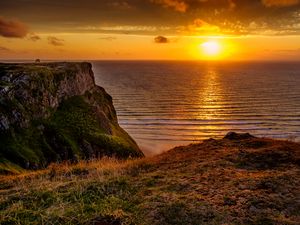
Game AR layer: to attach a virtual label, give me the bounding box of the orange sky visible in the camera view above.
[0,0,300,61]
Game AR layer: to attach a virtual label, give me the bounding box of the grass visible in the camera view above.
[0,158,145,225]
[0,135,299,224]
[45,94,142,159]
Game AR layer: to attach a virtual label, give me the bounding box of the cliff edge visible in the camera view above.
[0,62,143,173]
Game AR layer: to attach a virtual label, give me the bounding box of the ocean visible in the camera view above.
[92,61,300,155]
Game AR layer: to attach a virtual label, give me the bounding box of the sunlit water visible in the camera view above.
[93,61,300,155]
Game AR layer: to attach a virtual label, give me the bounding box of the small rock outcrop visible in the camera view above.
[0,62,143,173]
[223,132,254,140]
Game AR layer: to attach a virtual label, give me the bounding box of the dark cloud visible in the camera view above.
[47,36,65,46]
[151,0,300,11]
[0,16,29,38]
[154,35,169,43]
[151,0,188,12]
[28,33,41,41]
[0,0,299,35]
[108,1,132,9]
[262,0,299,7]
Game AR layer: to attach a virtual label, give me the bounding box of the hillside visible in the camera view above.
[0,62,143,174]
[1,133,299,224]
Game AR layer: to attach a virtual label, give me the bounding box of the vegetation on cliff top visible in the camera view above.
[0,133,299,225]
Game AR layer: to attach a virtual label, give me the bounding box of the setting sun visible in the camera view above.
[201,41,221,56]
[200,40,223,59]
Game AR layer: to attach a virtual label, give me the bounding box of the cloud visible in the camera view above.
[262,0,299,7]
[108,1,132,9]
[151,0,188,12]
[186,19,220,34]
[154,35,169,43]
[0,0,300,36]
[47,36,65,46]
[228,0,236,9]
[276,48,300,52]
[0,46,12,52]
[0,16,29,38]
[76,25,172,35]
[28,33,41,41]
[98,36,117,41]
[150,0,236,12]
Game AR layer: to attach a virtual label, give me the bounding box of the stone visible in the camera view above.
[0,62,144,172]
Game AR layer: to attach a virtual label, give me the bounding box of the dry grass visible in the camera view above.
[0,157,148,224]
[0,157,138,185]
[1,134,300,225]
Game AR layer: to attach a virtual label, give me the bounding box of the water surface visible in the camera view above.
[93,61,300,155]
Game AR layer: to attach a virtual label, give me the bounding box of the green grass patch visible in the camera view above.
[0,93,142,172]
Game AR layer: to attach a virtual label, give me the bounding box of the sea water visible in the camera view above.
[93,61,300,155]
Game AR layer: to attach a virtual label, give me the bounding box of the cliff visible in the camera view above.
[0,62,143,173]
[0,133,299,224]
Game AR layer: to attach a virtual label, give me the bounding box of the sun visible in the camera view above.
[201,40,222,57]
[193,39,234,60]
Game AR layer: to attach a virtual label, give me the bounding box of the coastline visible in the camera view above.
[1,62,299,224]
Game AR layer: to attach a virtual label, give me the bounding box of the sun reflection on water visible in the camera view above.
[200,68,223,119]
[193,67,224,138]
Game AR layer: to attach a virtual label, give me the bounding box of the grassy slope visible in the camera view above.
[0,135,299,225]
[0,92,142,174]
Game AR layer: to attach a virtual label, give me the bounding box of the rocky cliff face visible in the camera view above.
[0,63,96,130]
[0,62,143,173]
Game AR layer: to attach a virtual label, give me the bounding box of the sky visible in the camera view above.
[0,0,300,61]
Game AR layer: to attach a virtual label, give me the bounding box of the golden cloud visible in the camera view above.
[186,19,221,34]
[47,36,65,46]
[151,0,188,12]
[262,0,299,7]
[28,33,41,41]
[0,46,12,52]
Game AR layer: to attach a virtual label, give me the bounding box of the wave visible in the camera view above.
[93,61,300,154]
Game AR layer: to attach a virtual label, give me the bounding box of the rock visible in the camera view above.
[0,62,95,129]
[0,62,143,172]
[224,132,254,140]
